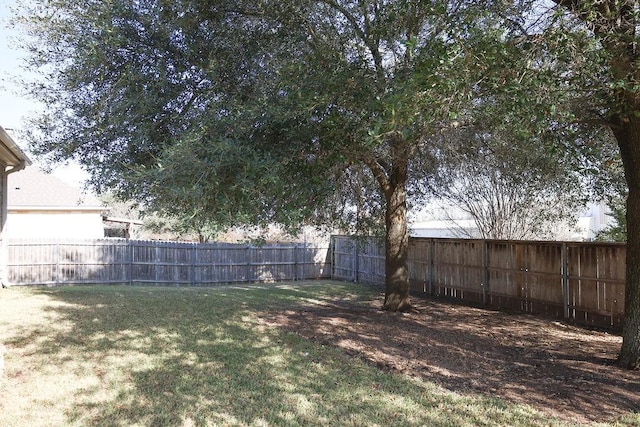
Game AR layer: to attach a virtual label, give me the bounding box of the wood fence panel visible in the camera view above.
[433,240,458,293]
[7,240,58,284]
[195,244,248,285]
[130,241,157,284]
[358,239,385,285]
[155,242,193,285]
[57,240,129,284]
[300,245,331,279]
[486,241,518,300]
[408,239,431,293]
[6,239,330,287]
[7,239,131,285]
[567,243,625,327]
[433,240,483,302]
[331,235,628,330]
[331,236,357,281]
[519,243,563,315]
[251,245,295,282]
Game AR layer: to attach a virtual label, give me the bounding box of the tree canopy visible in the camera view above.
[509,0,640,368]
[20,0,640,367]
[19,0,533,311]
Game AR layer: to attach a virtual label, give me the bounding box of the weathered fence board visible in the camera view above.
[332,236,626,329]
[6,239,331,286]
[6,236,628,329]
[331,237,357,281]
[566,243,626,326]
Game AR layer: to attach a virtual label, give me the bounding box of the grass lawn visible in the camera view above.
[0,281,637,426]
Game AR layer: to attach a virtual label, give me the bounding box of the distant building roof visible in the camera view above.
[8,167,104,211]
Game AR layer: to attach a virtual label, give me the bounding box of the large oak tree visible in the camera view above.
[535,0,640,369]
[19,0,521,311]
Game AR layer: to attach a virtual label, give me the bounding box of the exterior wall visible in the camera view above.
[411,202,614,241]
[0,169,5,233]
[0,169,5,284]
[4,211,104,239]
[410,219,478,238]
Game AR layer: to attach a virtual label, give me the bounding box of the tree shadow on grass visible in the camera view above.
[1,284,567,426]
[262,292,640,425]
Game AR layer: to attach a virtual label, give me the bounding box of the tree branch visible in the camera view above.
[363,156,390,197]
[319,0,386,90]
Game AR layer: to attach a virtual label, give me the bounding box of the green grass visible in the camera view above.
[0,282,636,426]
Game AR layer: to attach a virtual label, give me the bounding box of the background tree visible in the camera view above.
[523,0,640,369]
[433,123,588,240]
[429,17,616,242]
[594,137,627,243]
[19,0,524,311]
[596,195,627,242]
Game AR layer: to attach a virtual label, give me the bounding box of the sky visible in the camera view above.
[0,0,39,130]
[0,0,88,187]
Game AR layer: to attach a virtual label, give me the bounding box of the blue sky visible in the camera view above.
[0,0,41,132]
[0,0,87,186]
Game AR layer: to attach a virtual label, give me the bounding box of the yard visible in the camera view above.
[0,282,638,426]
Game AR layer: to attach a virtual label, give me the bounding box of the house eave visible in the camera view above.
[0,126,31,170]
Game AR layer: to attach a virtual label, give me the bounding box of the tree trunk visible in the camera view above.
[382,162,411,312]
[549,0,640,369]
[612,115,640,369]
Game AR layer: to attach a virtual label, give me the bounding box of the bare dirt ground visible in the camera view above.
[261,294,640,425]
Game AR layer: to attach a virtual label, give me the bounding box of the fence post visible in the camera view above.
[482,240,489,305]
[562,243,570,319]
[247,245,253,283]
[154,242,160,285]
[0,238,7,286]
[191,244,197,287]
[330,237,334,279]
[55,242,61,286]
[128,240,133,286]
[428,239,435,296]
[294,244,299,281]
[353,239,359,282]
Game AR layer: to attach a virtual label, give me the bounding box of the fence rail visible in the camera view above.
[5,236,628,329]
[331,236,626,329]
[6,238,331,286]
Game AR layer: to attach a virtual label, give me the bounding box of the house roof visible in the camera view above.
[8,166,105,211]
[0,126,31,170]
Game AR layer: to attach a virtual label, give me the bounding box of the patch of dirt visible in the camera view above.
[260,294,640,424]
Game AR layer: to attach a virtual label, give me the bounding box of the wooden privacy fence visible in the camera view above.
[5,236,626,329]
[6,239,331,286]
[332,236,626,329]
